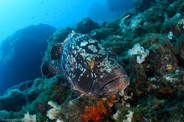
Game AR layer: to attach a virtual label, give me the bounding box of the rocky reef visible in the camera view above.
[75,17,99,34]
[0,24,56,95]
[0,0,184,121]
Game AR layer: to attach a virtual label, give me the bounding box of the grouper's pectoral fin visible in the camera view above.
[50,43,64,60]
[60,62,95,99]
[60,63,82,92]
[71,90,84,100]
[86,57,95,71]
[87,59,95,71]
[41,60,61,78]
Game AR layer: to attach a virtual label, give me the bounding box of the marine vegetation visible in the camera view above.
[0,0,184,121]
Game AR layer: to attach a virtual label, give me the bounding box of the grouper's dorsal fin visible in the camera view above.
[50,43,64,60]
[41,60,61,78]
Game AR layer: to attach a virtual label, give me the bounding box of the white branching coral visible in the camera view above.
[47,101,61,120]
[128,43,149,64]
[22,112,36,122]
[123,111,134,122]
[112,110,134,122]
[112,110,121,120]
[129,14,144,31]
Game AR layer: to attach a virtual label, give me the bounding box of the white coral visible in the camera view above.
[128,43,149,64]
[56,119,63,122]
[47,101,61,120]
[129,14,143,31]
[112,110,121,120]
[113,110,134,122]
[168,31,173,40]
[123,111,134,122]
[22,112,36,122]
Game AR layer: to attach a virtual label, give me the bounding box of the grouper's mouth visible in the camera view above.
[99,75,130,97]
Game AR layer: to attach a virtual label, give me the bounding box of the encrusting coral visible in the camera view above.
[128,43,149,64]
[22,112,36,122]
[82,100,108,122]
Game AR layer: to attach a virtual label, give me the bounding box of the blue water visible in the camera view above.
[0,0,134,95]
[0,0,133,42]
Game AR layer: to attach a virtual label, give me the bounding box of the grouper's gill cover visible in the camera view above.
[60,32,129,97]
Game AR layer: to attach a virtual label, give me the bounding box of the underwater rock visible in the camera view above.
[0,24,56,95]
[76,17,99,34]
[61,98,89,122]
[4,79,42,102]
[0,74,71,119]
[5,80,35,92]
[1,0,184,121]
[0,89,26,111]
[0,110,8,120]
[0,79,41,112]
[0,78,49,112]
[91,22,121,40]
[134,0,156,12]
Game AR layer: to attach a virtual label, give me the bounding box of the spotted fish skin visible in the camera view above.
[60,32,129,97]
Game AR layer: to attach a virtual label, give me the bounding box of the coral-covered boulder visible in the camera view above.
[91,22,121,40]
[0,89,26,111]
[0,79,42,112]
